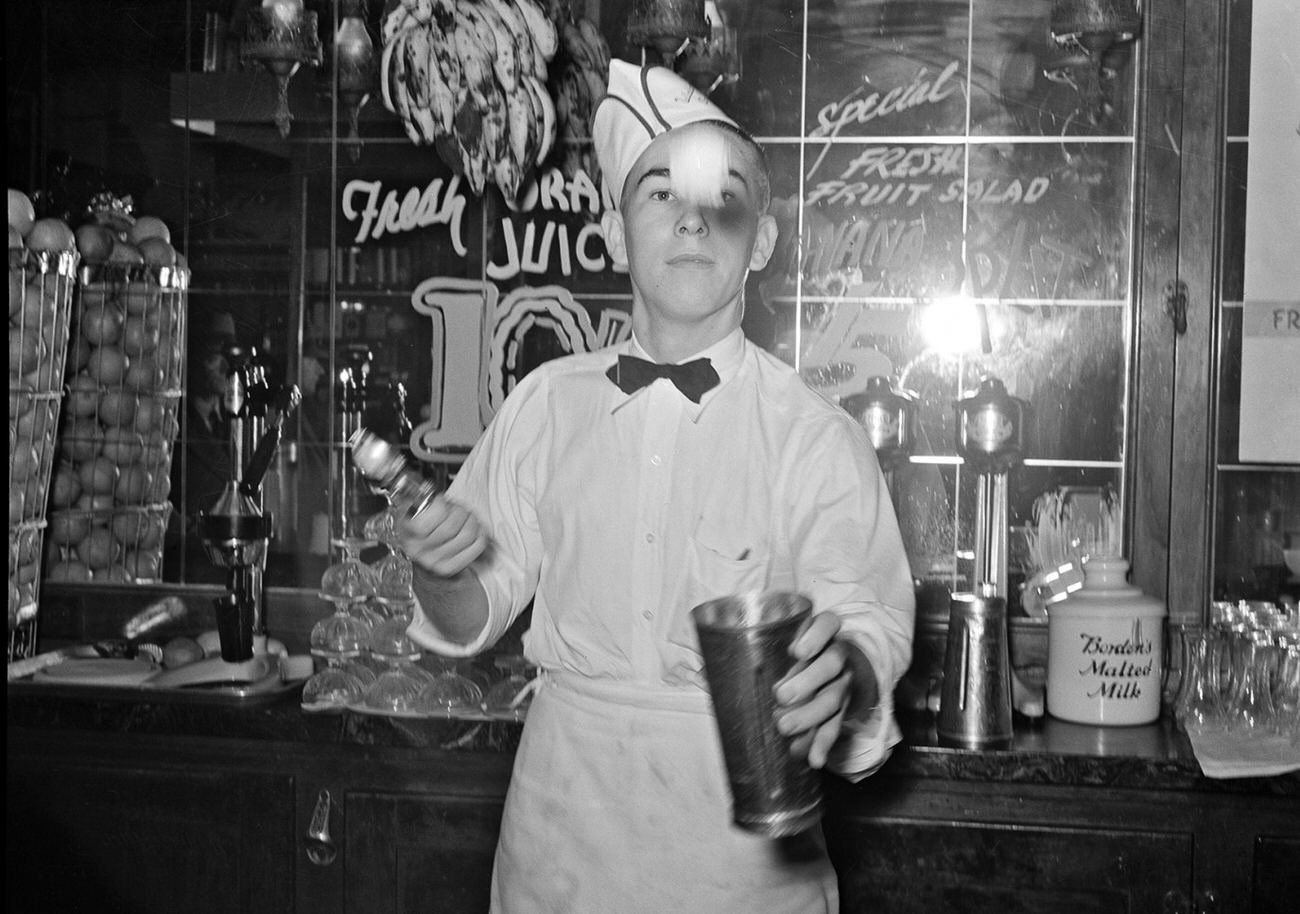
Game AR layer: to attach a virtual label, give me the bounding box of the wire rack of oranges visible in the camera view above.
[8,188,79,660]
[44,198,188,607]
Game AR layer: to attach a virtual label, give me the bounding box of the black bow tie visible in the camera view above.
[606,355,720,403]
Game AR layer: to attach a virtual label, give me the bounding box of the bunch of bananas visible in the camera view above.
[550,12,611,182]
[380,0,560,205]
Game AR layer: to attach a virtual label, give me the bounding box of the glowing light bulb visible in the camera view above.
[920,289,982,354]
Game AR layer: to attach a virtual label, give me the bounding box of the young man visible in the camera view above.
[400,60,915,912]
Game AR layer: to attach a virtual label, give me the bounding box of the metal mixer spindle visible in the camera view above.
[955,376,1029,599]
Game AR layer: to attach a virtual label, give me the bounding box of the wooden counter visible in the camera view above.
[7,680,1297,914]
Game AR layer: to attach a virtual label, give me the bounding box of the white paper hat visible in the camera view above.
[593,59,738,207]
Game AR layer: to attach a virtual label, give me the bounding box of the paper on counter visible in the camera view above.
[1187,727,1300,779]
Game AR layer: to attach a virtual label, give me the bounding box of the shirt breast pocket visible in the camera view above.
[684,532,767,608]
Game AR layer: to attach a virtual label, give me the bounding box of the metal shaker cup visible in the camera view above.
[937,588,1013,748]
[691,591,823,838]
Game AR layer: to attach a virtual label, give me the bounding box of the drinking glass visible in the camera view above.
[301,657,366,712]
[1174,630,1223,733]
[349,595,388,632]
[309,599,373,659]
[482,655,536,720]
[372,550,414,607]
[1273,638,1300,744]
[362,506,395,546]
[416,655,484,717]
[366,505,416,608]
[1227,630,1279,732]
[320,536,377,604]
[340,655,378,688]
[362,612,433,713]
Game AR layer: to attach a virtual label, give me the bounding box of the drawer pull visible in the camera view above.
[305,789,338,867]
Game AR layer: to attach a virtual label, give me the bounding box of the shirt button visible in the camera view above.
[642,610,654,620]
[645,532,655,543]
[650,455,662,466]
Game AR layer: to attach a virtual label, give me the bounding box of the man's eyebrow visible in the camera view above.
[634,166,671,189]
[632,166,751,191]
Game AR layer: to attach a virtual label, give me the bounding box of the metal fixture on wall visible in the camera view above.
[675,1,740,96]
[1047,0,1140,125]
[326,0,376,161]
[1049,0,1141,55]
[241,0,324,137]
[627,0,710,67]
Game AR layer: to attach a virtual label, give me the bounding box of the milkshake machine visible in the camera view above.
[936,375,1031,733]
[845,377,947,713]
[954,375,1029,601]
[841,375,918,500]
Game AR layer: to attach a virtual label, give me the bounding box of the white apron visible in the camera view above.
[489,671,839,914]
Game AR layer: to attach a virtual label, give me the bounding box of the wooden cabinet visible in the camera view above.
[6,733,296,914]
[8,721,1297,914]
[823,776,1298,914]
[287,741,514,914]
[6,728,513,914]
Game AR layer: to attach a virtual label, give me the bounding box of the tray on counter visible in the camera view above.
[312,701,529,722]
[9,654,309,707]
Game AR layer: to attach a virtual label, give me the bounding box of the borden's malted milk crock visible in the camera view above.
[1046,556,1166,725]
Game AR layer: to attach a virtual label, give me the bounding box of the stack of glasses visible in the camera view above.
[1169,601,1300,747]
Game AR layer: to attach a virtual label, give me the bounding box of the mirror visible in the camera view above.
[9,0,1139,615]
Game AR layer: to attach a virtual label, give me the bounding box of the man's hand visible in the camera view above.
[772,612,879,770]
[396,493,490,578]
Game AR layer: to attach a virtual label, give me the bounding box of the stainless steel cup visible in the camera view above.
[691,591,823,838]
[937,589,1013,748]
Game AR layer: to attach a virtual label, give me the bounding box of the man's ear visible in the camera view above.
[748,213,779,272]
[600,209,628,268]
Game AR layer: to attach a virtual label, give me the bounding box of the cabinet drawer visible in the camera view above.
[826,817,1192,914]
[341,791,505,914]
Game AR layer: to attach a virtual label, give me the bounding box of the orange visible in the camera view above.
[85,344,129,385]
[138,237,176,267]
[77,527,120,570]
[127,215,171,246]
[101,427,144,464]
[8,188,35,238]
[75,223,116,263]
[78,455,119,495]
[98,389,138,426]
[26,217,75,252]
[49,464,83,508]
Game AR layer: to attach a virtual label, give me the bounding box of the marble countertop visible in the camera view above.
[8,677,1297,797]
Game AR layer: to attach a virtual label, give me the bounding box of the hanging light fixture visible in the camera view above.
[675,1,741,96]
[241,0,324,138]
[627,0,710,67]
[1049,0,1140,56]
[1047,0,1140,126]
[326,0,376,161]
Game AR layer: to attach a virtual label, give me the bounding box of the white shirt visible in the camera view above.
[410,326,916,779]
